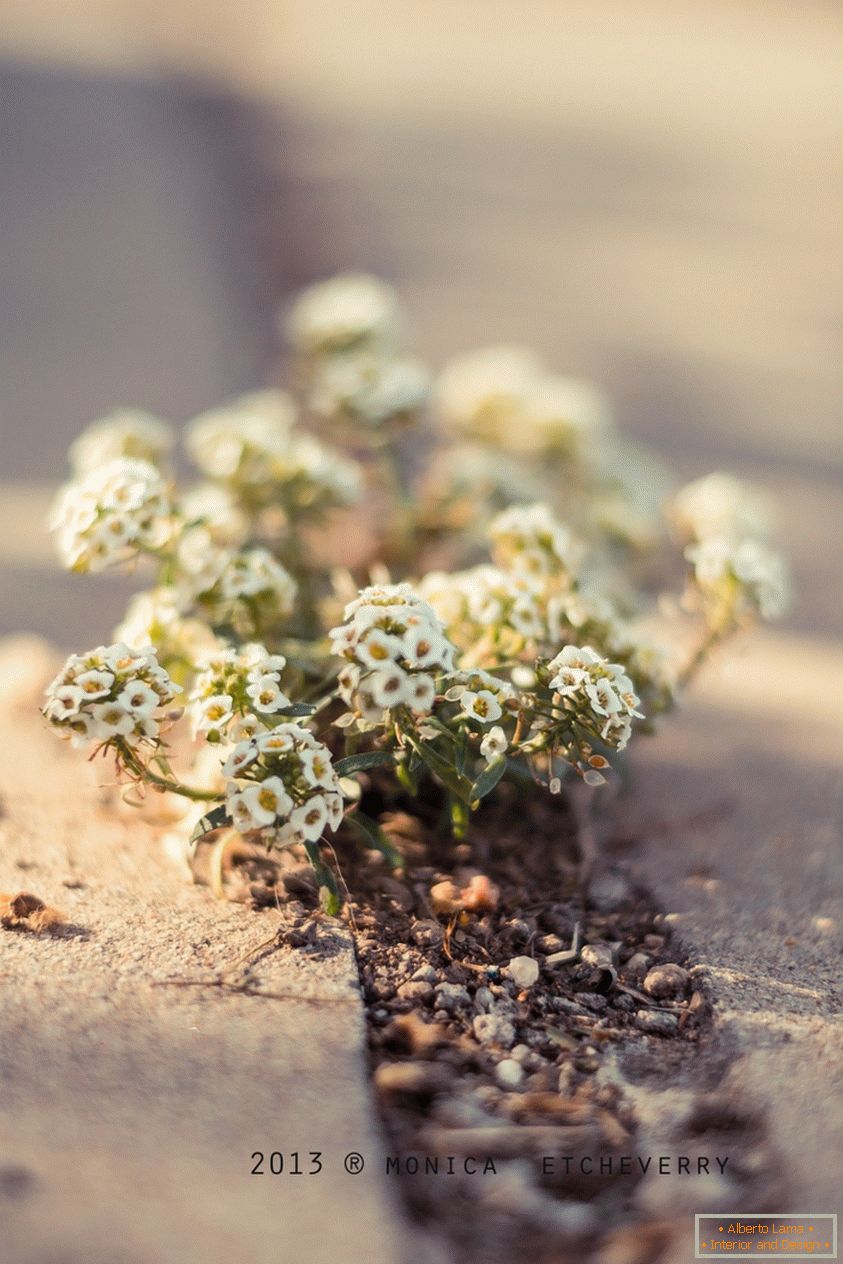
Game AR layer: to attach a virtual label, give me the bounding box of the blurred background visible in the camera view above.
[0,0,840,647]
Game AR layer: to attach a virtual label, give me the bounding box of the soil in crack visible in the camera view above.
[218,780,785,1264]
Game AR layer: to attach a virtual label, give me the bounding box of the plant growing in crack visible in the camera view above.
[42,273,790,911]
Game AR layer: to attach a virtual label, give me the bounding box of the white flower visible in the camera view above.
[585,678,623,717]
[289,796,329,842]
[117,682,160,716]
[284,273,401,355]
[300,747,337,789]
[256,728,295,754]
[45,685,85,721]
[489,503,582,581]
[221,742,260,778]
[460,689,503,724]
[543,644,644,757]
[90,700,134,738]
[480,726,508,763]
[245,674,289,713]
[368,665,409,709]
[356,630,405,668]
[75,669,114,700]
[547,645,603,683]
[405,673,436,713]
[69,409,174,474]
[189,645,289,738]
[228,791,259,833]
[240,778,293,828]
[229,714,267,742]
[194,548,297,635]
[196,694,235,732]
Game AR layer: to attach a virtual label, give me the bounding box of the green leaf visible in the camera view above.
[189,804,230,845]
[409,738,473,804]
[303,840,341,916]
[333,750,395,777]
[274,703,317,718]
[469,757,507,808]
[346,811,402,869]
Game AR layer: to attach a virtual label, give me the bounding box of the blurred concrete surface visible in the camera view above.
[0,2,840,644]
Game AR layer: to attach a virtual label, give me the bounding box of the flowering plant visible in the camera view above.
[43,274,788,910]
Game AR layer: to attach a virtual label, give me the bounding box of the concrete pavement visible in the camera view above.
[0,641,403,1264]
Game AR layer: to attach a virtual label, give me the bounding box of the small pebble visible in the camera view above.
[580,943,617,969]
[473,1013,516,1048]
[412,919,444,947]
[623,952,650,977]
[411,964,437,984]
[635,1010,679,1036]
[495,1058,525,1089]
[642,963,689,999]
[397,980,434,1001]
[473,986,495,1012]
[577,992,608,1012]
[507,955,540,989]
[536,934,565,953]
[434,983,471,1011]
[429,880,462,915]
[550,996,587,1016]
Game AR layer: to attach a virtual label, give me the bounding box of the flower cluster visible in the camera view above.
[43,273,790,900]
[545,644,644,756]
[50,458,172,573]
[488,503,582,582]
[686,536,790,622]
[188,644,290,740]
[669,472,772,545]
[308,351,429,430]
[43,642,179,751]
[434,344,611,460]
[670,472,789,628]
[330,584,457,725]
[283,273,401,356]
[192,547,298,638]
[420,503,588,663]
[186,390,361,517]
[69,409,174,474]
[223,724,343,843]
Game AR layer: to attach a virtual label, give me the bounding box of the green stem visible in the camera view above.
[117,741,223,803]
